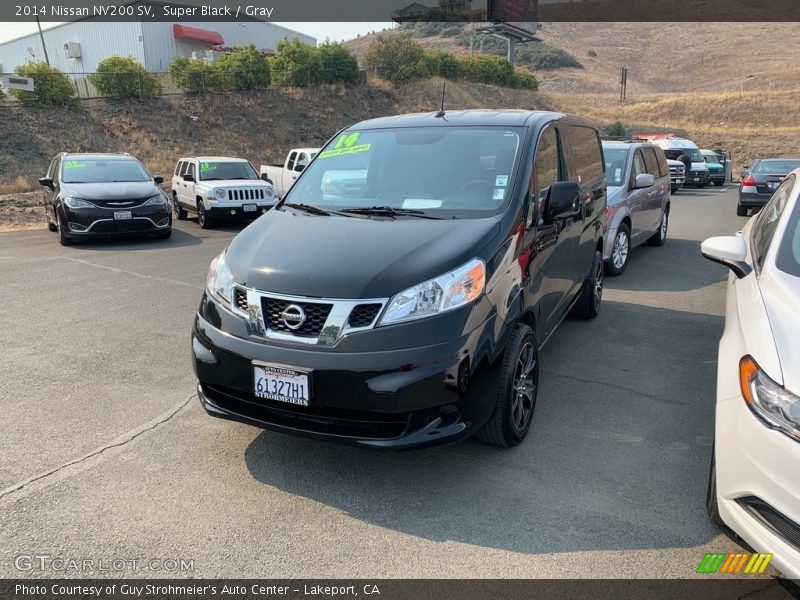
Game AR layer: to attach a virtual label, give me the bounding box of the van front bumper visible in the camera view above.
[192,297,502,449]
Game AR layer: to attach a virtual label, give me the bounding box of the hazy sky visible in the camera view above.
[0,22,394,45]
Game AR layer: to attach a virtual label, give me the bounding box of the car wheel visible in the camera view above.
[174,192,187,220]
[706,444,725,527]
[46,210,57,232]
[476,323,539,447]
[736,203,748,217]
[605,223,630,276]
[57,214,73,246]
[647,209,669,247]
[571,249,603,320]
[197,201,214,229]
[698,183,706,189]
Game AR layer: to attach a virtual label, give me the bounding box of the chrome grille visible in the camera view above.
[227,188,266,201]
[261,298,333,337]
[348,304,382,328]
[234,288,248,311]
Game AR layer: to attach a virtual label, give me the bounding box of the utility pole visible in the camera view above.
[620,67,628,102]
[36,16,50,65]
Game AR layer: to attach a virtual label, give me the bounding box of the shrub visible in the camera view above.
[364,35,426,83]
[169,56,216,93]
[272,38,322,87]
[89,55,161,99]
[518,43,583,70]
[318,41,359,85]
[215,44,271,90]
[512,69,539,91]
[0,87,5,102]
[587,49,598,57]
[419,49,461,79]
[11,62,77,107]
[457,54,515,86]
[607,121,627,137]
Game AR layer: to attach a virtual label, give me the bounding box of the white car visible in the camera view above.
[701,169,800,580]
[172,157,276,229]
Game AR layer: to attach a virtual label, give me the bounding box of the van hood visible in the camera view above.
[225,209,501,299]
[61,181,160,201]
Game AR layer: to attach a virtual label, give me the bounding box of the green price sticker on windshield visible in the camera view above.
[200,162,217,172]
[319,132,370,159]
[63,160,86,169]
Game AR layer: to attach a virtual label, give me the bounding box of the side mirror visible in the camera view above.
[183,174,195,183]
[701,236,752,279]
[294,164,306,173]
[153,176,164,185]
[634,173,655,189]
[38,177,54,190]
[545,181,580,221]
[260,173,271,182]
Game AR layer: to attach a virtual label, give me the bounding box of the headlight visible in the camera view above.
[740,355,800,442]
[62,197,93,209]
[215,188,227,200]
[143,194,167,206]
[207,251,234,305]
[264,186,275,199]
[379,258,485,326]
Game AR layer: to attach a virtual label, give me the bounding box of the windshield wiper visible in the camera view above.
[202,177,224,181]
[339,206,449,219]
[282,202,332,216]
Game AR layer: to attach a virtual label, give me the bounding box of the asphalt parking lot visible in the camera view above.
[0,185,775,578]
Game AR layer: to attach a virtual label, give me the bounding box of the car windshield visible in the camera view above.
[199,161,258,181]
[61,158,150,183]
[776,183,800,277]
[603,147,628,187]
[752,160,800,175]
[663,148,703,162]
[703,153,721,164]
[283,126,523,218]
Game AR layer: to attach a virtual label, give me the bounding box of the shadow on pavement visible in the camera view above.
[66,227,204,251]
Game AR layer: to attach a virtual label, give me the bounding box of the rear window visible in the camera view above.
[752,160,800,175]
[61,158,150,184]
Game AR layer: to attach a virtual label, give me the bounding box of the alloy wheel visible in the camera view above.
[660,212,668,240]
[611,231,629,269]
[510,342,537,431]
[594,258,603,311]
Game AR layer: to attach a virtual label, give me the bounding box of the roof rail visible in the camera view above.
[601,136,649,142]
[632,132,677,139]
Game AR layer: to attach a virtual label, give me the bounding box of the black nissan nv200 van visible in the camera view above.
[192,110,606,449]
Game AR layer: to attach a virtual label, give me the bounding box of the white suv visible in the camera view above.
[171,157,276,229]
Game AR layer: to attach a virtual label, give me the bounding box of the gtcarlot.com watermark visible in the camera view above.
[15,554,195,573]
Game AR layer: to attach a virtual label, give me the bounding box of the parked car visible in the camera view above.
[172,157,276,229]
[738,158,800,217]
[38,152,171,246]
[701,168,800,580]
[601,140,671,275]
[667,158,686,193]
[639,134,710,187]
[193,110,607,449]
[701,149,726,186]
[260,148,320,198]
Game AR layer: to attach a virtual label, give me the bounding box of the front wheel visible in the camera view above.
[605,223,630,276]
[57,213,73,246]
[197,201,214,229]
[46,210,57,232]
[476,324,539,447]
[174,193,187,220]
[647,209,669,247]
[571,250,603,320]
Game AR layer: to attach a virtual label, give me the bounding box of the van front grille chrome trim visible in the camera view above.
[231,285,388,346]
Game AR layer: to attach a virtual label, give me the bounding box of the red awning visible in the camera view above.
[172,24,224,46]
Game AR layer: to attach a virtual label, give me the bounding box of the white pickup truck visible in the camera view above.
[260,148,319,198]
[171,156,276,229]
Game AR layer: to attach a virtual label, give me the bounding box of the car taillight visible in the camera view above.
[741,175,756,187]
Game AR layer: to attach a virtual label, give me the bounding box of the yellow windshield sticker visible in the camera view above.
[318,144,371,159]
[200,162,217,172]
[63,160,86,169]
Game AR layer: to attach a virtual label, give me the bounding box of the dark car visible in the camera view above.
[192,110,607,449]
[738,158,800,216]
[39,153,171,245]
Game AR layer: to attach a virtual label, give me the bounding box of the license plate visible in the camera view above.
[114,211,132,220]
[243,204,257,212]
[253,362,310,406]
[692,177,700,182]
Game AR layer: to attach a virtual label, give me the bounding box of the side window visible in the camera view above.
[296,152,309,169]
[186,162,196,179]
[642,148,660,177]
[630,150,646,186]
[752,175,794,271]
[51,158,61,184]
[47,158,59,179]
[175,161,184,176]
[564,126,604,186]
[654,148,669,178]
[287,152,297,171]
[531,127,560,199]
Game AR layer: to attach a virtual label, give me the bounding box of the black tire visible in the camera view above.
[647,208,669,247]
[197,200,214,229]
[476,323,539,447]
[736,203,748,217]
[605,222,630,276]
[155,228,172,240]
[57,213,73,246]
[671,185,679,194]
[46,211,57,232]
[698,183,706,189]
[173,192,188,220]
[571,249,603,320]
[706,444,725,527]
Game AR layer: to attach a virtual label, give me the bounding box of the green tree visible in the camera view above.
[457,55,515,86]
[89,55,161,99]
[607,121,627,137]
[272,38,322,86]
[512,69,538,91]
[215,44,271,90]
[169,56,211,93]
[364,35,426,83]
[317,41,359,84]
[11,62,77,107]
[419,49,461,79]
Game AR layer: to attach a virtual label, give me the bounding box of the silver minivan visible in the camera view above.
[601,141,671,275]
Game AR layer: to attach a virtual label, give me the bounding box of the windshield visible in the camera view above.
[199,161,258,181]
[663,148,703,162]
[776,182,800,277]
[702,153,721,164]
[603,147,628,187]
[61,158,151,184]
[283,126,523,218]
[752,160,800,175]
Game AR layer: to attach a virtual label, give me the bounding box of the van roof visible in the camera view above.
[347,109,594,131]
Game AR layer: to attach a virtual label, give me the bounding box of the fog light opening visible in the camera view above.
[457,357,470,394]
[192,336,217,365]
[156,217,170,227]
[68,222,87,232]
